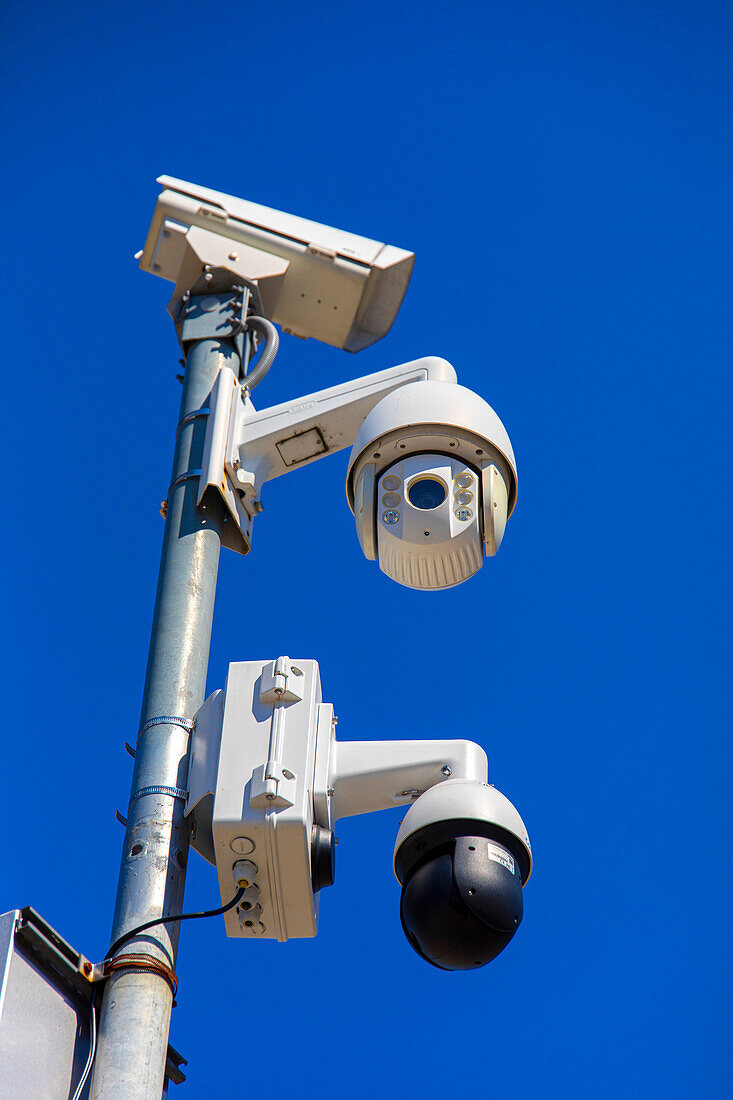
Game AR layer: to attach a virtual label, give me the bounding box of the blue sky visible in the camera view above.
[2,2,731,1096]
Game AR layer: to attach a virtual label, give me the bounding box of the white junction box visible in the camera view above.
[187,658,333,941]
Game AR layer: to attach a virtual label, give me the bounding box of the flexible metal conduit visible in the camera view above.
[244,316,279,390]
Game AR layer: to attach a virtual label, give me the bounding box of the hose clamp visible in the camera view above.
[139,715,196,735]
[175,408,210,437]
[129,785,189,806]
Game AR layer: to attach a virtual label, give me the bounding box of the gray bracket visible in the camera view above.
[176,291,241,347]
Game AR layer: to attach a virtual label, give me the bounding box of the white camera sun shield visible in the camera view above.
[138,176,415,351]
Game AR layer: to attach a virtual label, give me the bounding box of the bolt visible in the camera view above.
[204,272,213,283]
[441,765,452,776]
[327,787,335,797]
[229,251,239,260]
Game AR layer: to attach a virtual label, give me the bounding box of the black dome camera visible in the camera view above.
[393,781,532,971]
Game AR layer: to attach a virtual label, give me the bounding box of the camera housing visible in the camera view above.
[138,176,414,351]
[346,381,518,589]
[374,454,485,589]
[187,657,532,967]
[394,779,532,970]
[187,656,495,942]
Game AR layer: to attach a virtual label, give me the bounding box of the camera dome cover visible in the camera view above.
[394,779,532,884]
[346,380,518,515]
[400,835,524,970]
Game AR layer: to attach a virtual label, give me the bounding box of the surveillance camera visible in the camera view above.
[188,656,532,960]
[346,380,518,589]
[138,176,414,351]
[393,779,532,970]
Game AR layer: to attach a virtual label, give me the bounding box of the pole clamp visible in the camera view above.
[103,953,178,998]
[167,469,203,495]
[129,785,189,806]
[160,471,203,519]
[139,715,196,735]
[175,408,210,437]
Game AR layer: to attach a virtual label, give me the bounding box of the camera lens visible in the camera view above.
[408,477,447,510]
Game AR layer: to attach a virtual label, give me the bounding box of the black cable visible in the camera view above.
[106,887,245,961]
[85,891,244,1092]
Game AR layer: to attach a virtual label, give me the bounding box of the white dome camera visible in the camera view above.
[346,380,518,589]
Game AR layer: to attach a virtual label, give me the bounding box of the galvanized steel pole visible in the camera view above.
[90,317,244,1100]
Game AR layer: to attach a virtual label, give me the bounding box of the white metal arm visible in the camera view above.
[328,738,488,821]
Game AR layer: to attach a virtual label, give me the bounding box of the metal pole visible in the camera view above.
[90,314,243,1099]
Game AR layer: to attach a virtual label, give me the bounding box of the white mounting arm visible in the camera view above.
[197,356,457,553]
[325,739,488,821]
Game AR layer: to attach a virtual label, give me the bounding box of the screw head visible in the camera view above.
[441,765,452,776]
